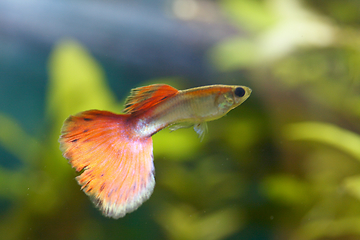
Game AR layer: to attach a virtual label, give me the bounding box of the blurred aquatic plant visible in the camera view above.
[211,0,335,71]
[284,122,360,162]
[281,121,360,240]
[155,203,243,240]
[47,39,119,125]
[208,0,360,239]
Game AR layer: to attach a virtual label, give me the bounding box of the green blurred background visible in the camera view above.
[1,0,360,239]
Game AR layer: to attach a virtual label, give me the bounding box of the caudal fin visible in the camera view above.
[59,110,155,219]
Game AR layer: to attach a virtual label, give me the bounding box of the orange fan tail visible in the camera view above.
[59,110,154,219]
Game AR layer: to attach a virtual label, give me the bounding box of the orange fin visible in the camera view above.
[59,110,155,219]
[124,84,178,114]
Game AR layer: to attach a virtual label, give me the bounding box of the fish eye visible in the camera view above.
[234,87,245,97]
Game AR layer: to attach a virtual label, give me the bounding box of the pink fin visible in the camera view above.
[124,84,178,114]
[59,110,155,219]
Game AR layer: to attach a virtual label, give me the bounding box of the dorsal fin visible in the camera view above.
[123,84,178,114]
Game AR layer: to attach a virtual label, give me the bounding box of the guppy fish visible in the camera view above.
[59,84,251,219]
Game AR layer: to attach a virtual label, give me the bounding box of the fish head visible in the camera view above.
[216,86,252,114]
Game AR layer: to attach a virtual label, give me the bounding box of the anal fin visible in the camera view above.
[169,122,194,132]
[169,121,208,141]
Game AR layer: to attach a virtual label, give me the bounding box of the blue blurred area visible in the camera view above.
[0,0,238,135]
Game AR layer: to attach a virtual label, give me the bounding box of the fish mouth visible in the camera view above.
[244,87,252,98]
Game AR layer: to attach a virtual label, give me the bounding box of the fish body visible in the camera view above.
[59,84,251,219]
[129,84,251,137]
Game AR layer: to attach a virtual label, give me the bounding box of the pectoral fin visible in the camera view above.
[194,122,208,141]
[169,121,208,141]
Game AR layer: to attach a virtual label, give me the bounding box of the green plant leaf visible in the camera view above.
[46,39,118,126]
[284,122,360,161]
